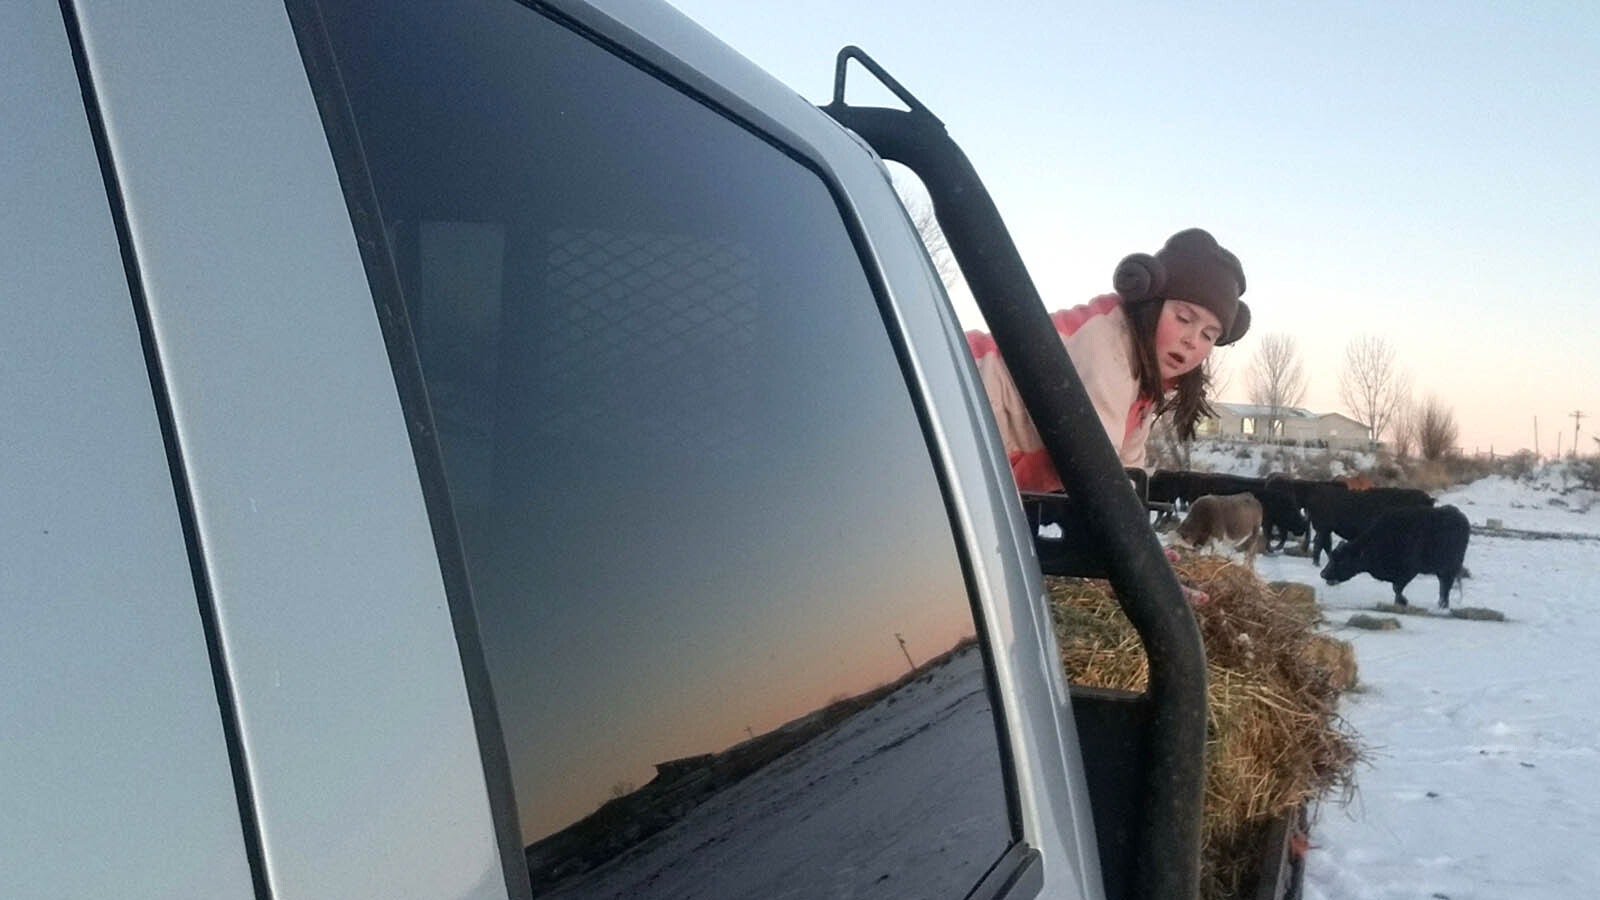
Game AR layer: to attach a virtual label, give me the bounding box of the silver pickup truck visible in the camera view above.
[4,2,1209,898]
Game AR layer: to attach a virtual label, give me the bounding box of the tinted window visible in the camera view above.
[311,1,1012,895]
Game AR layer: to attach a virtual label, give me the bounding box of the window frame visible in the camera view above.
[287,0,1033,896]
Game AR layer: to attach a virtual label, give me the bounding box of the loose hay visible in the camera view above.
[1268,581,1321,627]
[1373,602,1433,616]
[1450,606,1507,621]
[1301,634,1359,691]
[1369,602,1506,621]
[1347,614,1401,631]
[1048,553,1361,900]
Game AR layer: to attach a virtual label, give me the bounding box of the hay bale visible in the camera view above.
[1268,581,1320,626]
[1300,635,1358,691]
[1046,577,1145,692]
[1450,606,1507,621]
[1347,613,1401,630]
[1047,555,1361,900]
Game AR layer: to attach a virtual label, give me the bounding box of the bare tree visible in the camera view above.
[1337,335,1408,444]
[1389,398,1417,459]
[1415,394,1460,461]
[1383,371,1415,447]
[1149,415,1193,470]
[1247,333,1308,441]
[1205,347,1236,401]
[891,173,960,291]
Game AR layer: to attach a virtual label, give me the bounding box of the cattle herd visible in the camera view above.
[1152,470,1472,609]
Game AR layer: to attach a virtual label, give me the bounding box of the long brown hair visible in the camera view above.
[1123,299,1214,441]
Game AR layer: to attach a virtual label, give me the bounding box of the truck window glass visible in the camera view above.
[307,1,1013,895]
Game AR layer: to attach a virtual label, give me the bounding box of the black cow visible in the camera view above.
[1256,488,1308,551]
[1269,475,1345,514]
[1150,471,1260,505]
[1319,504,1470,608]
[1150,469,1209,506]
[1304,485,1434,564]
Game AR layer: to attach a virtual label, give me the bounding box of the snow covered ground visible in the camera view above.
[540,644,1011,899]
[1249,472,1600,899]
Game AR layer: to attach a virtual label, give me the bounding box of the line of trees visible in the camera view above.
[1238,331,1459,460]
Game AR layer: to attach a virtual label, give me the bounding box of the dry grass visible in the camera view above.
[1047,552,1362,900]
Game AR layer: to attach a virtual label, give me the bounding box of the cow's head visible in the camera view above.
[1320,540,1362,585]
[1174,516,1204,547]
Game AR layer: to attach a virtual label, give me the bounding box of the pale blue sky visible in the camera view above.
[667,0,1600,456]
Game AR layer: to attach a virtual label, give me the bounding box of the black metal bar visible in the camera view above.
[822,49,1208,900]
[830,46,937,119]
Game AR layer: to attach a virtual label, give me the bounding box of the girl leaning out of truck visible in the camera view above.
[966,227,1250,492]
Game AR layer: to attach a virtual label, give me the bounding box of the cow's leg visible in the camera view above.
[1312,527,1329,566]
[1437,570,1455,609]
[1241,525,1261,568]
[1392,574,1414,607]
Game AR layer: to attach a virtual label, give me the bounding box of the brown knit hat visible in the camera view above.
[1112,228,1250,345]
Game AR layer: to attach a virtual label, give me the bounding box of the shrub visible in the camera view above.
[1405,460,1455,493]
[1415,396,1459,461]
[1567,457,1600,491]
[1370,461,1403,485]
[1297,452,1335,481]
[1440,455,1493,485]
[1498,450,1540,481]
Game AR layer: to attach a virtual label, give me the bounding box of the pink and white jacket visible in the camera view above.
[966,293,1157,492]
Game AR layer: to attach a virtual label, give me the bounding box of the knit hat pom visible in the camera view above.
[1112,252,1166,303]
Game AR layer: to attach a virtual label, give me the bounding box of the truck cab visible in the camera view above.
[5,2,1201,898]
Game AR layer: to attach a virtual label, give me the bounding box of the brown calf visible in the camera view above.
[1175,492,1264,568]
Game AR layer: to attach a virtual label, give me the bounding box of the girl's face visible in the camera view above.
[1153,299,1223,381]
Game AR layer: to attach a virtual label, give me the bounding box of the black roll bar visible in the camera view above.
[821,47,1208,900]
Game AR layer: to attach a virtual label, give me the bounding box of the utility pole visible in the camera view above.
[1572,410,1586,458]
[1534,416,1540,459]
[894,632,916,673]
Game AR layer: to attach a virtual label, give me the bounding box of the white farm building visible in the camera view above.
[1197,402,1374,450]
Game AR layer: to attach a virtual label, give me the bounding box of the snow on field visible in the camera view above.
[541,645,1010,899]
[1250,471,1600,899]
[1180,442,1378,480]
